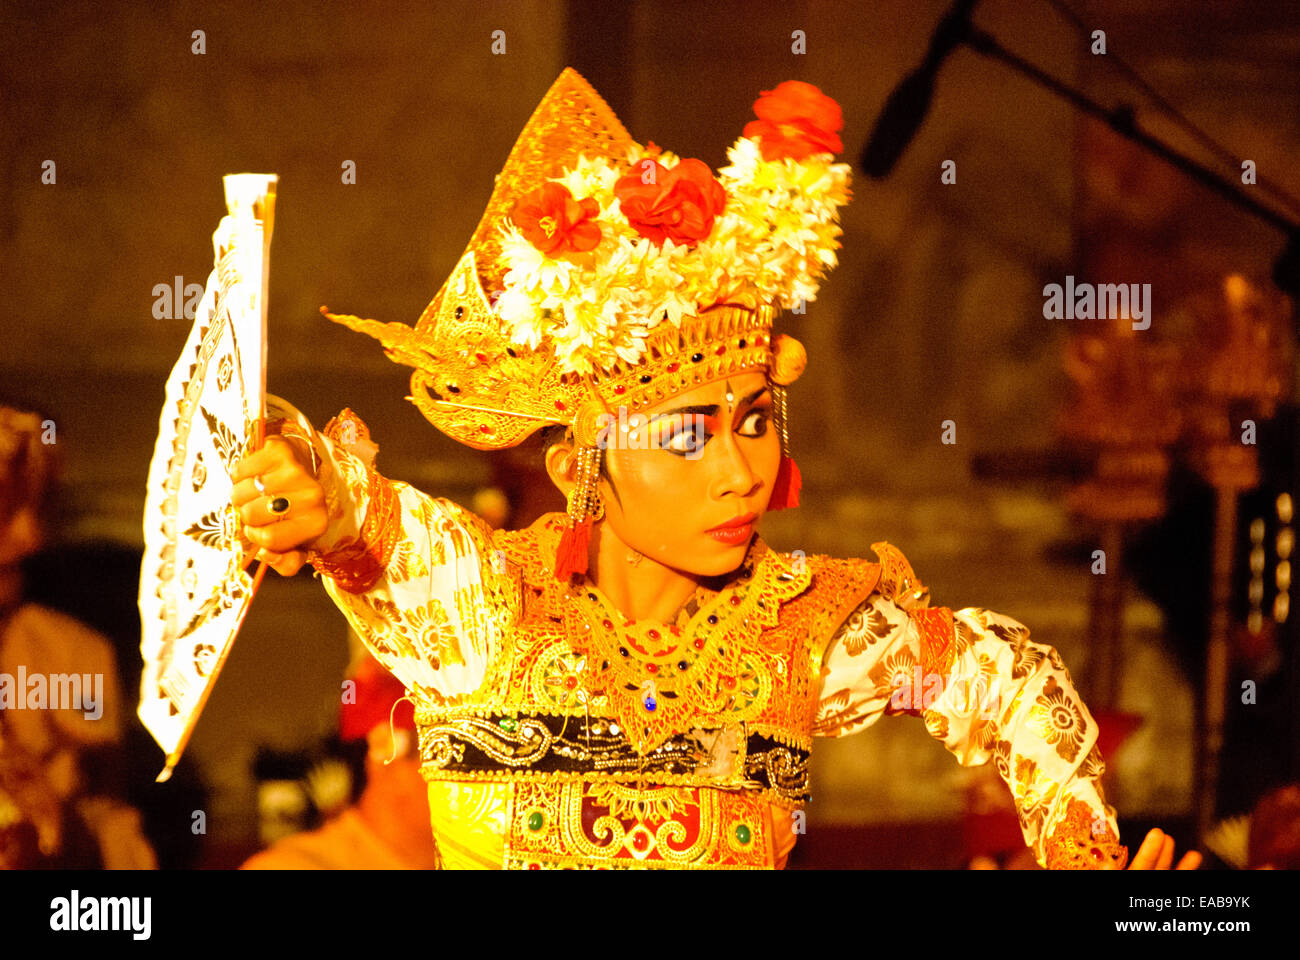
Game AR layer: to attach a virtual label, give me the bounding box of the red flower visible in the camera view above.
[614,157,726,247]
[513,182,602,255]
[742,80,844,161]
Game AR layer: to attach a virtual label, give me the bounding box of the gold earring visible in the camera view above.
[565,445,604,522]
[555,444,604,580]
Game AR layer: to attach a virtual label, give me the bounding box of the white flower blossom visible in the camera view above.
[488,136,851,373]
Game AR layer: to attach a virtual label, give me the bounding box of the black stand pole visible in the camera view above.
[959,25,1300,300]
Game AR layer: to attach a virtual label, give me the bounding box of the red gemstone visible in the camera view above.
[631,832,649,851]
[693,638,706,650]
[475,352,488,362]
[479,425,491,433]
[715,345,726,355]
[602,619,614,629]
[555,400,566,411]
[666,362,679,373]
[647,629,660,640]
[729,595,742,606]
[564,676,578,689]
[646,663,658,674]
[614,385,626,395]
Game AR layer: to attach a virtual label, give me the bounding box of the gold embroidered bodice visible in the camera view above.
[438,514,880,751]
[397,514,880,868]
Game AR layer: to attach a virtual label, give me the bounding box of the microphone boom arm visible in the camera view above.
[959,24,1300,295]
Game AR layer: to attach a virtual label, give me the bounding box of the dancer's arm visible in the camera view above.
[812,547,1196,869]
[233,405,517,701]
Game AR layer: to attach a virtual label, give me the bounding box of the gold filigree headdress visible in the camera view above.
[325,68,850,576]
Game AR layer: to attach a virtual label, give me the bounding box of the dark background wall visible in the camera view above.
[3,0,1297,863]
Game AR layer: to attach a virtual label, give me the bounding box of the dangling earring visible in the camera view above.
[554,444,604,580]
[767,383,801,510]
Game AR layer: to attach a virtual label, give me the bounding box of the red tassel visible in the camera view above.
[768,455,802,510]
[554,515,593,580]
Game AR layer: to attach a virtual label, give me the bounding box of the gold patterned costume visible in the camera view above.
[278,68,1127,869]
[263,407,1125,870]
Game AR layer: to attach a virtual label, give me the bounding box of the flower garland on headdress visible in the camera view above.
[494,81,852,378]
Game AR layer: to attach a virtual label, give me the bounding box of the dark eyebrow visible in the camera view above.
[648,404,718,422]
[646,387,771,424]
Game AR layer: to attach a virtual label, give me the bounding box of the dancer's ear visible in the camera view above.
[543,433,579,499]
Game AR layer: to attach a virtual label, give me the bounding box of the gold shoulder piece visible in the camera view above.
[869,541,930,611]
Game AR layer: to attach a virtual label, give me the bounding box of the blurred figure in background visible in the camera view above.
[1248,783,1300,870]
[241,644,439,869]
[0,405,156,869]
[1201,781,1300,870]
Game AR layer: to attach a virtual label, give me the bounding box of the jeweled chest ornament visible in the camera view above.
[557,544,807,754]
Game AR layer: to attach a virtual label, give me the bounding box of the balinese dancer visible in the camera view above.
[231,69,1196,870]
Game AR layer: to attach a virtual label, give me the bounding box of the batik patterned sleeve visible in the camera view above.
[812,543,1128,870]
[265,401,519,703]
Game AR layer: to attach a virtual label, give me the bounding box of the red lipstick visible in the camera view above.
[706,512,757,546]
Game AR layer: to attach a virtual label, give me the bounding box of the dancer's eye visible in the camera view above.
[661,418,711,456]
[737,409,769,438]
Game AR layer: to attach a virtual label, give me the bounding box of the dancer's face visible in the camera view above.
[0,461,44,568]
[596,370,780,577]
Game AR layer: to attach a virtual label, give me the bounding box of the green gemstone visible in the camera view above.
[735,824,751,845]
[500,718,517,732]
[527,812,544,832]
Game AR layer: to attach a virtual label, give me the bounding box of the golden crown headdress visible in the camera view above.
[324,67,851,451]
[324,68,851,578]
